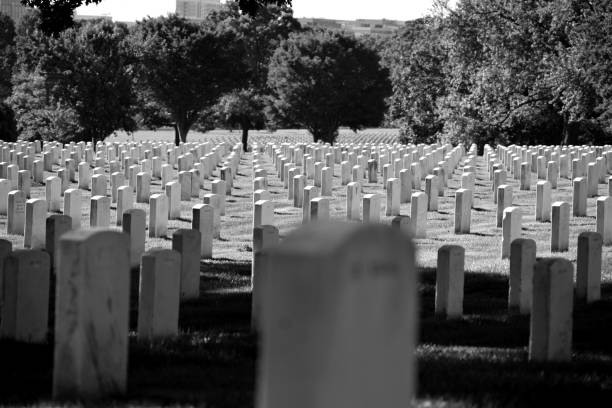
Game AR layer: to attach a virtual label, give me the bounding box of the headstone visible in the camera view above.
[293,175,305,208]
[496,185,512,228]
[53,230,130,399]
[91,174,107,197]
[45,176,61,212]
[24,198,47,249]
[0,178,9,215]
[178,171,192,201]
[587,162,598,197]
[346,182,361,221]
[362,194,381,223]
[529,258,573,362]
[321,167,333,196]
[399,168,412,204]
[254,200,274,229]
[172,229,201,300]
[136,172,151,203]
[251,225,280,329]
[535,181,552,222]
[165,181,181,220]
[520,162,531,190]
[391,215,411,235]
[149,194,168,238]
[202,194,221,239]
[116,185,133,227]
[0,250,50,343]
[454,188,472,234]
[509,238,535,315]
[596,196,612,245]
[551,201,570,252]
[310,197,330,221]
[192,204,214,259]
[547,161,559,189]
[122,209,146,268]
[90,196,110,228]
[256,223,417,408]
[138,249,181,339]
[435,245,465,319]
[18,170,31,198]
[7,190,26,235]
[410,192,427,238]
[573,177,587,216]
[385,177,400,216]
[63,189,81,230]
[211,180,227,216]
[425,175,438,211]
[302,186,319,224]
[501,207,521,259]
[576,231,602,303]
[45,214,71,271]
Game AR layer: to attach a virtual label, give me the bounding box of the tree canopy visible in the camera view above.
[130,14,244,144]
[268,29,392,144]
[9,18,136,142]
[20,0,103,34]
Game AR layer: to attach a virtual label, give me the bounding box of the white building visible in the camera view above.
[0,0,30,23]
[176,0,224,20]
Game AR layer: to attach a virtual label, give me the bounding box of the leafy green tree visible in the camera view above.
[0,101,18,142]
[8,70,81,142]
[0,13,16,100]
[268,29,391,144]
[21,0,103,35]
[131,15,243,145]
[382,18,447,144]
[237,0,292,16]
[209,2,301,151]
[216,88,266,151]
[10,19,136,143]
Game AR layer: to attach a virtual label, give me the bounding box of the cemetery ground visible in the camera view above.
[1,129,612,407]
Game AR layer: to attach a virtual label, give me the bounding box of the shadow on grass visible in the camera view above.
[3,265,612,407]
[418,267,612,407]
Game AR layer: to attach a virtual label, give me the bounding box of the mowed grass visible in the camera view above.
[1,128,612,407]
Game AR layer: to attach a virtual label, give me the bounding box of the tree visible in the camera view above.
[131,15,243,145]
[0,13,16,100]
[216,88,266,151]
[209,2,301,151]
[0,102,17,142]
[21,0,103,35]
[8,70,81,142]
[268,29,391,144]
[382,18,447,144]
[10,19,136,143]
[237,0,292,16]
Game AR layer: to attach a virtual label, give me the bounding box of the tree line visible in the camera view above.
[0,1,390,150]
[1,0,611,150]
[383,0,612,152]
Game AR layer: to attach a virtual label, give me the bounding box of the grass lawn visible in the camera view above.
[1,128,612,407]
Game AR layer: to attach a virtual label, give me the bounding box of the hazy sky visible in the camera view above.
[77,0,437,22]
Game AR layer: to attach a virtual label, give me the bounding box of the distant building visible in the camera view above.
[75,14,113,22]
[0,0,30,23]
[298,17,404,38]
[176,0,224,20]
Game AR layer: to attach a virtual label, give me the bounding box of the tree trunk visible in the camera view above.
[561,113,570,146]
[176,120,191,144]
[241,126,249,153]
[173,123,180,146]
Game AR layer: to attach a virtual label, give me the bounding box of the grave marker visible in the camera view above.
[138,249,181,339]
[529,258,573,362]
[576,232,602,303]
[53,230,130,399]
[256,223,417,408]
[436,245,465,319]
